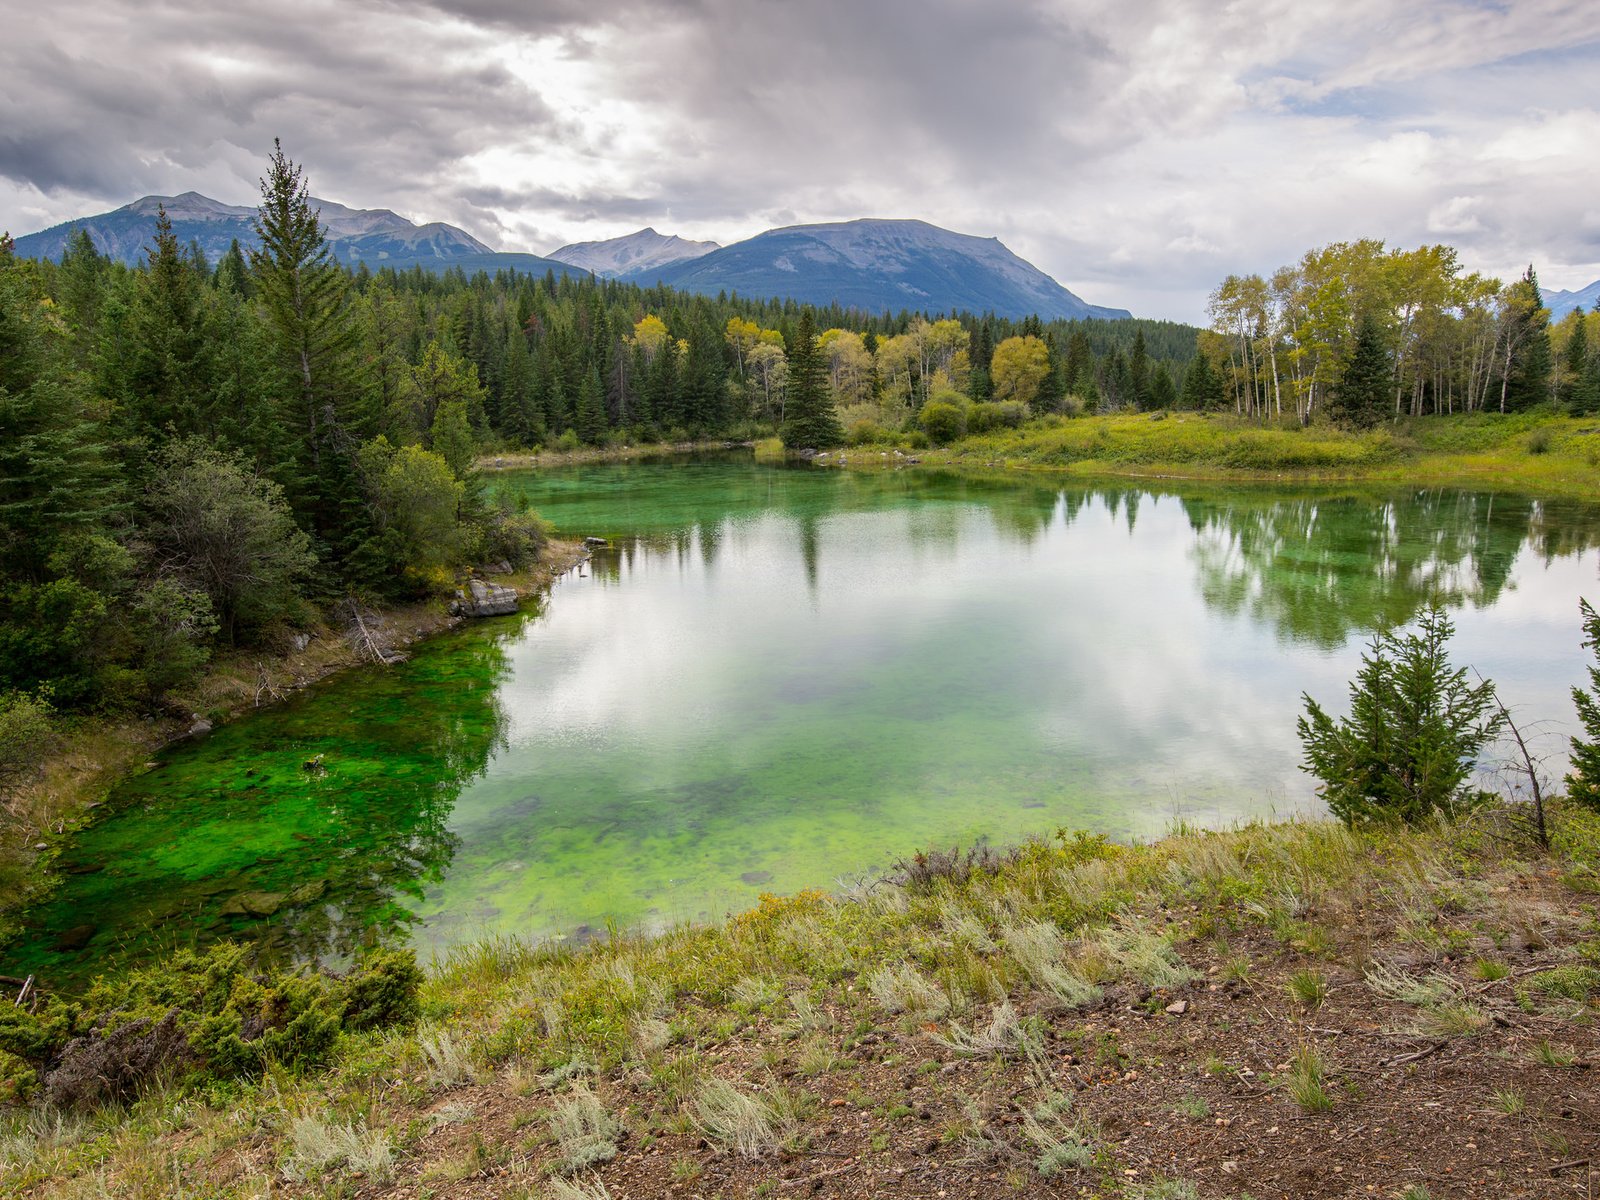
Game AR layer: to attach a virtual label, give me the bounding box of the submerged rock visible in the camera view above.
[289,879,327,905]
[55,924,96,952]
[220,891,288,918]
[456,577,519,617]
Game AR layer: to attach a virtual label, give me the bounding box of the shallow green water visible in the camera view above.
[9,458,1600,985]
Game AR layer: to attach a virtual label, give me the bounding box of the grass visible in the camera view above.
[4,803,1599,1196]
[892,410,1600,502]
[1285,1044,1334,1113]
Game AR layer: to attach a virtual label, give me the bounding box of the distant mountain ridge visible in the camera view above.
[629,219,1130,321]
[9,192,580,277]
[1544,279,1600,321]
[547,227,720,278]
[12,197,1131,320]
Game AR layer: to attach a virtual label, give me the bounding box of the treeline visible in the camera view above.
[0,144,1189,730]
[1202,240,1600,425]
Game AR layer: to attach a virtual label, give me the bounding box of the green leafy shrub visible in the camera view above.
[0,689,54,795]
[919,400,967,446]
[1298,604,1503,825]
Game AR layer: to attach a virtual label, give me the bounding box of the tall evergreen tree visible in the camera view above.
[781,310,845,449]
[1328,313,1393,429]
[1501,266,1551,412]
[1559,308,1589,410]
[124,206,213,441]
[248,141,374,560]
[575,365,607,444]
[1128,329,1151,410]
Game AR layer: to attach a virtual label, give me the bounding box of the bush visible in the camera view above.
[0,942,424,1109]
[1298,604,1503,825]
[967,401,1027,434]
[0,690,54,795]
[919,400,967,446]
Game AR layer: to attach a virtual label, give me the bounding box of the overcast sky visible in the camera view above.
[4,0,1599,322]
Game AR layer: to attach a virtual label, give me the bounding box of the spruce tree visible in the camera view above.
[1560,309,1588,410]
[1128,329,1150,410]
[249,141,374,561]
[1568,599,1600,810]
[124,205,213,441]
[1328,313,1392,429]
[575,365,606,444]
[781,310,844,449]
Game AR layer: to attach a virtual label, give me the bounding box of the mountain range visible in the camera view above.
[10,194,1130,321]
[1544,280,1600,321]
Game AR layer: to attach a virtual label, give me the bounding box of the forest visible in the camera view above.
[1201,241,1600,424]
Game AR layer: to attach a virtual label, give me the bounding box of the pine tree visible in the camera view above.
[575,365,606,444]
[1560,308,1589,410]
[1568,599,1600,811]
[1148,363,1178,410]
[1328,313,1392,429]
[1128,329,1150,410]
[124,205,214,441]
[1501,266,1551,412]
[248,141,374,560]
[781,310,844,449]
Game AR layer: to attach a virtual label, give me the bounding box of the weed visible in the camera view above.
[281,1114,394,1184]
[1471,958,1511,981]
[1286,969,1328,1009]
[548,1083,619,1173]
[690,1079,791,1157]
[544,1176,616,1200]
[1173,1093,1212,1119]
[930,1001,1023,1059]
[1126,1179,1201,1199]
[1286,1045,1333,1113]
[1000,921,1103,1009]
[669,1157,702,1183]
[418,1027,478,1087]
[867,963,949,1019]
[1491,1088,1526,1116]
[1532,1039,1577,1067]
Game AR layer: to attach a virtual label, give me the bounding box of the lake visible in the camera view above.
[8,456,1599,985]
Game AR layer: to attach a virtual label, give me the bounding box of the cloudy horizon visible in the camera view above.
[4,0,1599,323]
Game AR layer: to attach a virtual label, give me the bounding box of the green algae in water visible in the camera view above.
[10,458,1600,987]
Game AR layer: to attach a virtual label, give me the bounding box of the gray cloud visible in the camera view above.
[4,0,1600,321]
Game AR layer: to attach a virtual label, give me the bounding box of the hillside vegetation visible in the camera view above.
[2,807,1597,1198]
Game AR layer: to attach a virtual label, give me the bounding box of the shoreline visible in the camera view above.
[0,538,590,939]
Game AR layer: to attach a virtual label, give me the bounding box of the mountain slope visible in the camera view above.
[547,228,718,278]
[1544,279,1600,321]
[9,193,579,277]
[635,218,1129,321]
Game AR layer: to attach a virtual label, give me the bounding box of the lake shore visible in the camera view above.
[805,411,1597,500]
[4,805,1597,1197]
[0,538,590,938]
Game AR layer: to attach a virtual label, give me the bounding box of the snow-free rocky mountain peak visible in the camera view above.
[546,228,720,278]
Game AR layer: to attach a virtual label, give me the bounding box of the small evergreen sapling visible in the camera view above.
[1567,599,1600,809]
[1298,604,1503,825]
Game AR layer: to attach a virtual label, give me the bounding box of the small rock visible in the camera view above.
[1221,1161,1240,1175]
[188,718,214,737]
[1165,1000,1189,1015]
[289,879,327,905]
[221,890,289,918]
[290,632,311,652]
[584,536,609,547]
[55,924,96,951]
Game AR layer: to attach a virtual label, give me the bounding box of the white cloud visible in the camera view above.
[4,0,1600,321]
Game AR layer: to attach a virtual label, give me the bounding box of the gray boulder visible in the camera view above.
[457,577,519,617]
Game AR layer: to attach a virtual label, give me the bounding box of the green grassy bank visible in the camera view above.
[882,412,1600,501]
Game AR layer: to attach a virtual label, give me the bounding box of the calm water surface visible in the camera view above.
[9,458,1600,983]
